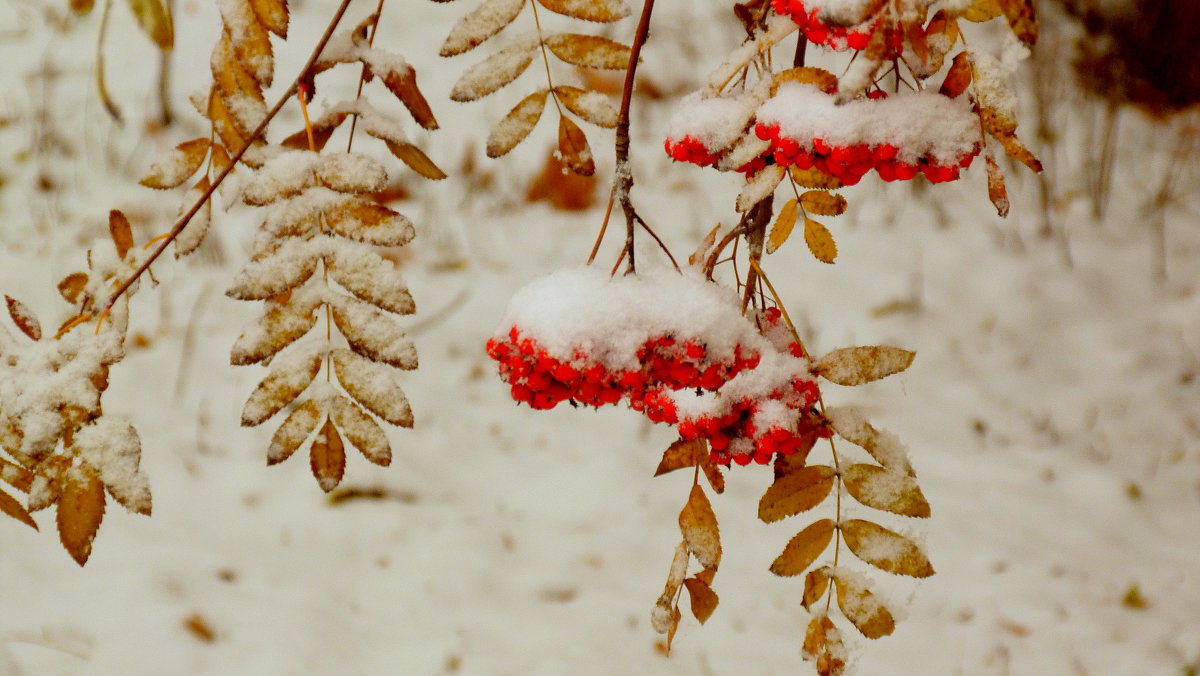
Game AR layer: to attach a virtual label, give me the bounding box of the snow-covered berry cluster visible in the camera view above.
[771,0,902,53]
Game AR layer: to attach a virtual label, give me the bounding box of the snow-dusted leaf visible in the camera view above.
[57,273,89,305]
[833,571,896,639]
[175,176,213,258]
[327,243,416,315]
[557,114,595,176]
[769,518,834,577]
[366,60,440,131]
[310,418,346,493]
[74,418,152,516]
[281,112,348,152]
[56,466,106,566]
[767,198,799,254]
[329,395,391,466]
[542,33,631,70]
[449,35,538,102]
[773,66,839,95]
[487,89,549,158]
[126,0,173,49]
[663,539,689,600]
[314,153,389,194]
[230,292,320,366]
[683,577,719,624]
[109,209,134,259]
[211,34,266,133]
[679,483,721,570]
[383,140,448,180]
[537,0,630,22]
[208,90,252,156]
[758,465,835,523]
[716,134,771,172]
[330,295,418,370]
[654,437,704,477]
[736,163,784,212]
[241,343,323,427]
[791,166,843,190]
[824,407,913,475]
[28,472,58,512]
[332,349,414,427]
[804,217,837,264]
[939,52,972,98]
[803,615,846,676]
[800,190,847,217]
[249,0,288,37]
[803,565,833,609]
[140,138,210,189]
[842,464,930,518]
[553,86,618,128]
[219,0,273,86]
[0,487,37,529]
[814,346,914,386]
[439,0,525,57]
[985,153,1009,217]
[840,519,934,578]
[227,238,320,300]
[5,296,41,341]
[0,457,33,492]
[327,201,414,247]
[267,399,321,465]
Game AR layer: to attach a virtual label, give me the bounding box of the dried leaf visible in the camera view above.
[6,296,42,341]
[683,577,719,624]
[0,490,37,530]
[557,114,595,176]
[208,90,251,156]
[383,140,448,180]
[769,518,834,576]
[57,273,89,305]
[939,52,972,98]
[543,34,631,70]
[226,238,320,300]
[553,86,618,128]
[679,483,721,570]
[773,67,839,95]
[74,418,152,516]
[840,519,935,577]
[175,176,214,257]
[241,344,323,427]
[766,198,798,254]
[758,465,835,523]
[990,126,1043,173]
[372,63,440,131]
[803,615,846,676]
[126,0,173,49]
[56,466,106,566]
[537,0,631,22]
[689,224,721,266]
[330,296,419,370]
[664,539,689,599]
[813,346,914,386]
[790,166,843,190]
[985,153,1009,217]
[326,201,415,247]
[487,89,549,158]
[833,572,896,638]
[109,209,134,259]
[842,464,931,518]
[219,0,273,86]
[802,566,833,609]
[0,457,34,492]
[230,292,320,366]
[328,245,416,315]
[449,36,539,102]
[439,0,526,57]
[281,112,347,152]
[267,400,321,465]
[960,0,1002,21]
[698,450,725,495]
[824,407,913,475]
[800,190,847,217]
[736,164,784,212]
[654,438,704,477]
[310,418,346,493]
[804,217,837,264]
[332,349,414,427]
[329,395,391,466]
[211,35,266,134]
[140,138,211,189]
[998,0,1037,45]
[249,0,289,37]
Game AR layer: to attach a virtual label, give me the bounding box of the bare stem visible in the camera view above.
[614,0,657,275]
[346,0,387,153]
[739,196,771,313]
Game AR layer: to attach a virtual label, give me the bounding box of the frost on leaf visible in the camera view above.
[241,343,323,427]
[840,519,934,578]
[553,86,618,128]
[329,395,391,466]
[833,571,896,639]
[329,296,419,370]
[74,418,152,516]
[326,201,415,247]
[803,615,847,676]
[824,407,913,475]
[226,237,320,300]
[542,34,631,70]
[249,0,288,37]
[310,418,346,493]
[842,463,930,518]
[449,35,539,102]
[813,345,914,386]
[5,296,41,341]
[56,465,106,566]
[769,518,834,577]
[140,138,210,189]
[487,89,549,158]
[758,465,835,523]
[267,400,321,465]
[537,0,631,23]
[557,115,595,176]
[218,0,273,87]
[679,483,721,570]
[331,349,414,428]
[439,0,525,57]
[328,243,416,315]
[230,291,320,366]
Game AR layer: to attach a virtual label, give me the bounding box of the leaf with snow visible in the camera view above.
[803,615,847,676]
[57,273,89,305]
[249,0,288,37]
[736,164,784,212]
[487,89,548,158]
[767,198,799,254]
[207,89,252,157]
[74,418,152,515]
[840,519,934,578]
[800,190,847,217]
[210,34,266,134]
[140,138,210,189]
[175,177,213,258]
[267,400,321,465]
[449,35,539,102]
[327,201,415,247]
[439,0,525,57]
[241,343,323,427]
[329,395,391,466]
[327,243,416,315]
[537,0,630,22]
[332,349,414,427]
[230,292,320,366]
[363,57,440,131]
[127,0,173,49]
[759,465,835,523]
[772,66,839,95]
[985,152,1009,217]
[315,153,390,194]
[543,34,631,70]
[824,406,913,475]
[833,571,896,639]
[959,0,1002,22]
[679,483,721,570]
[330,295,418,370]
[769,518,834,577]
[1,487,37,529]
[556,114,595,176]
[998,0,1037,45]
[803,565,832,609]
[683,577,719,624]
[553,86,618,128]
[5,296,41,341]
[56,465,106,566]
[226,237,320,300]
[310,418,346,493]
[814,346,914,386]
[219,0,272,86]
[842,464,931,518]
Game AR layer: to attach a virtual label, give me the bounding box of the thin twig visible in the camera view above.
[346,0,386,153]
[95,0,122,124]
[614,0,657,274]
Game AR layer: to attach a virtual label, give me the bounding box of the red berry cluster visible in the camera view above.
[771,0,902,53]
[754,122,979,185]
[664,135,765,174]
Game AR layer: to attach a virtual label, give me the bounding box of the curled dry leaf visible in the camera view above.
[56,466,106,566]
[654,437,705,477]
[439,0,526,57]
[842,463,931,518]
[449,35,539,102]
[543,34,632,70]
[537,0,631,22]
[736,164,784,212]
[310,418,346,493]
[803,565,833,609]
[804,217,837,264]
[5,296,42,341]
[58,273,89,305]
[679,483,721,570]
[332,349,415,427]
[140,138,211,189]
[813,345,914,386]
[328,245,416,315]
[683,577,719,624]
[329,296,419,370]
[365,62,439,131]
[840,519,935,578]
[487,89,549,158]
[800,190,847,217]
[773,67,839,95]
[557,115,595,176]
[939,52,972,98]
[230,292,320,366]
[758,465,835,523]
[769,518,834,576]
[833,572,896,639]
[109,209,134,260]
[127,0,174,49]
[553,86,618,128]
[329,395,392,466]
[767,198,799,254]
[267,399,321,465]
[241,344,323,427]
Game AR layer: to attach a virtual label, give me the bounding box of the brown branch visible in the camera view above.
[740,196,772,313]
[615,0,657,274]
[103,0,356,311]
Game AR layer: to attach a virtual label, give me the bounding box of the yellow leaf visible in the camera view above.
[439,0,526,57]
[557,114,595,176]
[833,572,896,639]
[960,0,1002,22]
[769,519,834,577]
[487,89,549,158]
[758,465,835,523]
[654,438,705,477]
[998,0,1037,45]
[537,0,632,22]
[384,140,448,180]
[842,464,931,518]
[126,0,173,49]
[803,615,847,676]
[553,86,619,128]
[375,64,440,131]
[802,566,832,609]
[679,483,721,570]
[683,577,719,624]
[109,209,134,259]
[840,519,935,578]
[790,166,843,190]
[310,419,346,493]
[249,0,289,37]
[767,198,798,254]
[800,190,847,217]
[56,466,106,566]
[804,217,837,264]
[140,138,211,190]
[543,33,631,70]
[813,345,914,386]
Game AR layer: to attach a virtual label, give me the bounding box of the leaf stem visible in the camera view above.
[614,0,657,274]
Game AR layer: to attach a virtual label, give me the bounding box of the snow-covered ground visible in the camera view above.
[1,2,1198,674]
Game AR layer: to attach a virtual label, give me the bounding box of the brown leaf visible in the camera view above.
[800,190,847,217]
[840,519,935,578]
[998,0,1037,45]
[219,0,273,86]
[802,565,833,609]
[758,465,835,523]
[697,446,725,495]
[769,518,834,576]
[803,615,846,676]
[249,0,289,37]
[833,572,896,639]
[57,273,89,305]
[553,86,618,128]
[109,209,134,259]
[383,140,448,180]
[127,0,173,49]
[736,163,785,212]
[267,400,322,465]
[332,349,415,427]
[804,217,837,264]
[240,345,323,427]
[0,456,34,492]
[790,166,843,190]
[70,0,94,13]
[230,293,320,366]
[683,577,719,624]
[140,138,211,189]
[208,91,251,156]
[329,395,392,466]
[374,64,440,131]
[537,0,631,22]
[842,464,931,518]
[557,114,595,176]
[766,198,799,254]
[449,36,539,102]
[310,418,346,493]
[543,34,631,70]
[679,483,721,570]
[74,419,152,516]
[939,52,972,98]
[824,407,913,475]
[56,466,106,566]
[985,153,1009,217]
[326,201,415,247]
[211,35,266,134]
[487,89,549,158]
[654,438,704,477]
[6,296,42,341]
[990,126,1043,173]
[0,489,37,530]
[281,112,348,152]
[773,67,839,95]
[439,0,526,57]
[813,346,914,386]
